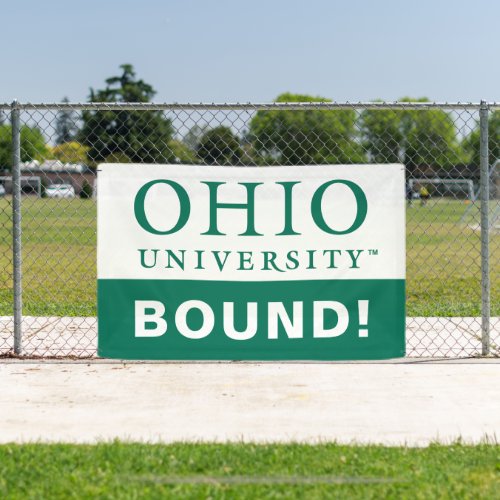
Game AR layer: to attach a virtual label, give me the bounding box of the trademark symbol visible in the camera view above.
[369,249,379,256]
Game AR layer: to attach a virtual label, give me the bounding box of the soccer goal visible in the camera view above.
[460,160,500,228]
[0,176,42,197]
[408,178,475,200]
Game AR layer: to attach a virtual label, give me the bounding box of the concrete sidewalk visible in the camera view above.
[1,361,499,445]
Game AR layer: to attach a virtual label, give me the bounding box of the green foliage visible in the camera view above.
[40,177,49,198]
[50,141,89,164]
[167,139,197,164]
[361,98,464,171]
[0,126,11,169]
[55,97,79,145]
[462,111,500,167]
[79,64,175,166]
[197,126,243,165]
[0,125,48,170]
[104,152,132,163]
[249,93,365,165]
[80,180,93,199]
[360,102,404,163]
[183,125,208,150]
[403,98,464,171]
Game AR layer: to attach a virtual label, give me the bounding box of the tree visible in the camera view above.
[55,97,79,145]
[249,93,365,165]
[104,152,132,163]
[403,99,464,172]
[80,180,93,199]
[0,125,48,170]
[361,97,463,172]
[50,141,89,164]
[197,126,243,165]
[462,111,500,167]
[183,124,208,151]
[79,64,175,166]
[360,102,403,163]
[167,139,197,164]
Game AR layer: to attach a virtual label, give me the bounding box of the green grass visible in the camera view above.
[0,442,498,499]
[0,196,498,317]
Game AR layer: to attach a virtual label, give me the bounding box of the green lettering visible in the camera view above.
[238,251,254,270]
[201,182,263,236]
[134,180,190,235]
[306,249,316,269]
[346,249,364,269]
[311,180,367,235]
[165,249,186,270]
[323,249,342,269]
[276,181,301,235]
[262,251,285,272]
[286,250,300,270]
[138,249,158,268]
[194,250,205,270]
[212,250,231,271]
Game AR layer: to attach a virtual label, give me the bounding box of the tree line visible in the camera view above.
[0,64,497,172]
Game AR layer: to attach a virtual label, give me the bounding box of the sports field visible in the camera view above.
[0,442,498,498]
[0,196,497,318]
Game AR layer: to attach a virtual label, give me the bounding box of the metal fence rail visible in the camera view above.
[0,101,498,358]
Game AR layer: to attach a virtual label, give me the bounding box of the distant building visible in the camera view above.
[21,160,87,174]
[16,160,95,195]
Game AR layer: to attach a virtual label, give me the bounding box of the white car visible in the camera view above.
[45,183,75,199]
[0,184,5,197]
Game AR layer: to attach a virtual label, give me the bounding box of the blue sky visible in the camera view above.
[1,0,499,103]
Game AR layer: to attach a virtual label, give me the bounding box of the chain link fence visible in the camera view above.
[0,101,498,358]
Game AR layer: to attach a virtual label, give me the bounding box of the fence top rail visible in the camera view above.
[1,101,499,111]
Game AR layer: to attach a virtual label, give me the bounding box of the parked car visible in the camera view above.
[0,184,5,197]
[45,183,75,199]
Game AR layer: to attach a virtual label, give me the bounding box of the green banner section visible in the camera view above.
[98,279,405,360]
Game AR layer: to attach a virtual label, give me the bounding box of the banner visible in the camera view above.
[97,164,405,360]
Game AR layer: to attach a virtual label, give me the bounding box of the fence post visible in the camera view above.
[479,100,490,356]
[11,100,22,355]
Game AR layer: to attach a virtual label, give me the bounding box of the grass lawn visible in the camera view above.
[0,196,498,317]
[0,442,498,498]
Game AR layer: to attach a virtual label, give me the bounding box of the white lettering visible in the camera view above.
[313,301,349,338]
[135,300,167,337]
[175,300,214,339]
[223,302,258,340]
[268,302,303,339]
